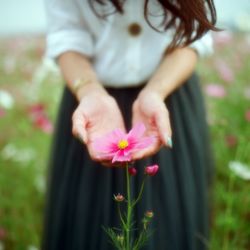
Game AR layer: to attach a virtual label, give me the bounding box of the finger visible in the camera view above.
[72,110,88,144]
[154,108,173,148]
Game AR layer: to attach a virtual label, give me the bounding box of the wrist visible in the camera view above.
[140,84,168,101]
[76,82,107,102]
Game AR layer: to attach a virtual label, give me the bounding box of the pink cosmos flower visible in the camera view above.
[93,123,155,163]
[145,164,159,176]
[27,103,54,134]
[204,84,227,98]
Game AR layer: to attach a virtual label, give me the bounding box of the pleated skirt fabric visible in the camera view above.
[42,74,214,250]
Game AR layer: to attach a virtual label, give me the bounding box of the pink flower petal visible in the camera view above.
[127,123,146,140]
[112,129,127,141]
[93,140,117,153]
[131,136,156,151]
[112,150,131,163]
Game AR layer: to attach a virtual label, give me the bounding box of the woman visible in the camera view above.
[42,0,217,249]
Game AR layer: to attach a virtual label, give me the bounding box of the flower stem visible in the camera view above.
[126,163,132,250]
[132,177,146,208]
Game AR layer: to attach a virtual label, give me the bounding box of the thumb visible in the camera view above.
[72,110,88,144]
[154,108,172,148]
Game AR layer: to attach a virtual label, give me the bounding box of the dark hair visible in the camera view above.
[88,0,218,52]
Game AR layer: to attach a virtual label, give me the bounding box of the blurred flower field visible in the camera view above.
[0,31,250,250]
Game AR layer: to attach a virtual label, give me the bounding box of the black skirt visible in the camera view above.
[42,74,214,250]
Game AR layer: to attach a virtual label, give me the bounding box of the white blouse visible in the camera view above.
[45,0,213,87]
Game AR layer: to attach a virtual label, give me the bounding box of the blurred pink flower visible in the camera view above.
[0,108,5,118]
[245,110,250,122]
[28,103,53,134]
[93,123,155,163]
[0,227,7,240]
[204,84,227,98]
[145,164,159,176]
[225,135,238,148]
[213,31,233,46]
[34,115,53,134]
[214,60,234,83]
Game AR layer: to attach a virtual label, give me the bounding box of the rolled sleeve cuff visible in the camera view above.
[46,29,94,60]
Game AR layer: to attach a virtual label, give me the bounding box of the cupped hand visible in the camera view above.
[72,88,125,164]
[131,90,172,160]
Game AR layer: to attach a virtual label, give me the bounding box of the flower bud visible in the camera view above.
[145,164,159,176]
[114,193,125,202]
[128,167,137,176]
[145,210,154,219]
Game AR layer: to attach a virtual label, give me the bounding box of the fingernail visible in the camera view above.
[164,135,173,148]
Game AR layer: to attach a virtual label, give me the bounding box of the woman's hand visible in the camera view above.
[71,85,126,163]
[131,89,172,160]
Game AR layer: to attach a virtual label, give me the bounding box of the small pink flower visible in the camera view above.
[128,167,137,176]
[204,84,227,98]
[145,164,159,176]
[93,123,155,163]
[245,110,250,122]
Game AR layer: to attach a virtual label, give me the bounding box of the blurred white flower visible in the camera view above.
[236,14,250,32]
[0,90,14,109]
[27,245,39,250]
[229,161,250,180]
[1,144,36,164]
[34,175,46,194]
[244,87,250,100]
[0,241,4,250]
[32,57,60,85]
[3,56,16,74]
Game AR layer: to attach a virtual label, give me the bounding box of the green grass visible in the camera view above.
[0,32,249,249]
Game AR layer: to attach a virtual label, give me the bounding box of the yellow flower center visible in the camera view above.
[118,139,129,149]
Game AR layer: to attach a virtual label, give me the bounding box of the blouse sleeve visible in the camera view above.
[44,0,94,60]
[188,31,214,57]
